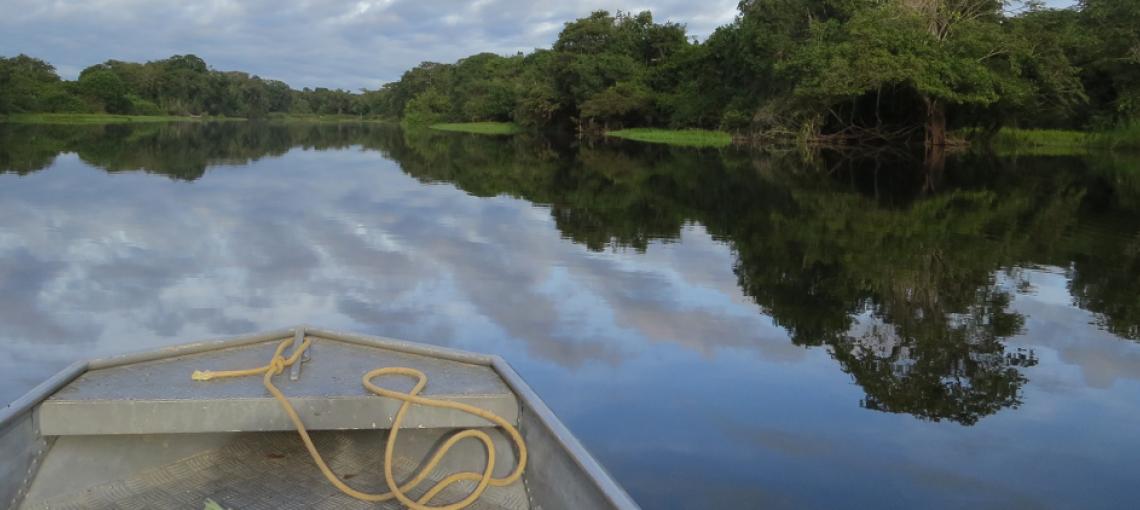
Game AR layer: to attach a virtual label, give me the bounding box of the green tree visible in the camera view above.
[0,55,76,113]
[785,1,1018,145]
[547,10,687,129]
[1077,0,1140,125]
[580,81,654,128]
[513,50,563,127]
[77,66,131,113]
[402,88,451,125]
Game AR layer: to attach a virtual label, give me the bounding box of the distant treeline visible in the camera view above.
[0,54,381,119]
[2,0,1138,144]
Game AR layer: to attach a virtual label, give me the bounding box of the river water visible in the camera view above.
[1,122,1138,508]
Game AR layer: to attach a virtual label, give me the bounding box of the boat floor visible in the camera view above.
[20,429,530,510]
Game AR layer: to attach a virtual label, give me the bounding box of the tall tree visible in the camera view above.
[0,55,70,113]
[77,66,131,114]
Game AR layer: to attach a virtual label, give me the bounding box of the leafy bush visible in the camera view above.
[42,91,88,113]
[402,89,451,126]
[720,109,752,132]
[128,95,163,116]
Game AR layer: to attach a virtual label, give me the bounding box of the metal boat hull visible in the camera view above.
[0,327,638,510]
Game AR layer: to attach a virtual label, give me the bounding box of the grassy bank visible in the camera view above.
[981,124,1140,152]
[1092,122,1140,150]
[0,113,244,124]
[606,128,732,148]
[988,128,1089,147]
[1,113,398,125]
[429,122,521,135]
[265,113,393,123]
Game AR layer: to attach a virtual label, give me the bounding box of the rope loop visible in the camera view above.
[192,336,526,510]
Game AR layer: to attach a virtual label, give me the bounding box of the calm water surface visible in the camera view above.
[2,122,1139,509]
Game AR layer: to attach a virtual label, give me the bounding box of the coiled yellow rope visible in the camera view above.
[191,337,527,510]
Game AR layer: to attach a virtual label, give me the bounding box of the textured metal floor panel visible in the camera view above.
[21,430,529,510]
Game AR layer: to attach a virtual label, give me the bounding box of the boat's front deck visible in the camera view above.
[38,335,519,436]
[3,328,635,510]
[20,429,530,510]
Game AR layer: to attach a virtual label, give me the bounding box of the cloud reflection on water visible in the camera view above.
[2,124,1139,508]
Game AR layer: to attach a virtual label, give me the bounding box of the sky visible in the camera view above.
[0,0,1080,91]
[0,0,740,90]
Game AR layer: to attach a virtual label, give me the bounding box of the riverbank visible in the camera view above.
[8,114,1136,154]
[605,128,733,148]
[0,113,398,125]
[0,113,245,124]
[981,124,1140,152]
[264,113,393,123]
[429,122,521,135]
[423,123,732,146]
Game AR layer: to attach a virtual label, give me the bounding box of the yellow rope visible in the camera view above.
[191,337,527,510]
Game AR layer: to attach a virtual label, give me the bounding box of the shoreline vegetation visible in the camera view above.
[371,2,1138,151]
[0,113,398,125]
[429,122,521,135]
[981,124,1140,152]
[2,113,1137,153]
[263,113,392,123]
[0,113,242,124]
[606,128,733,148]
[3,1,1139,151]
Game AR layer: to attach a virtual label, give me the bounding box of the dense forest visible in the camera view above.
[2,0,1137,144]
[379,0,1140,145]
[0,53,376,119]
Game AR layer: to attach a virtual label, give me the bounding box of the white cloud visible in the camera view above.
[0,145,791,404]
[0,0,739,89]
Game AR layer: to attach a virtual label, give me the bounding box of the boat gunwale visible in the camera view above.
[0,326,640,510]
[87,327,298,370]
[0,361,86,428]
[491,356,639,510]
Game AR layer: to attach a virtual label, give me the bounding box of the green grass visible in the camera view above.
[977,123,1140,153]
[429,122,521,135]
[1091,122,1140,150]
[606,128,733,148]
[987,128,1090,147]
[0,113,242,124]
[264,113,393,123]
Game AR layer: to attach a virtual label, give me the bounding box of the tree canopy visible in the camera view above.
[367,1,1139,144]
[3,1,1138,142]
[0,54,378,119]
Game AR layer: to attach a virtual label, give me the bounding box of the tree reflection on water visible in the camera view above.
[3,121,1137,425]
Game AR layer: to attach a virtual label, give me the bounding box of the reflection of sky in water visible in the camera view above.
[2,148,1138,509]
